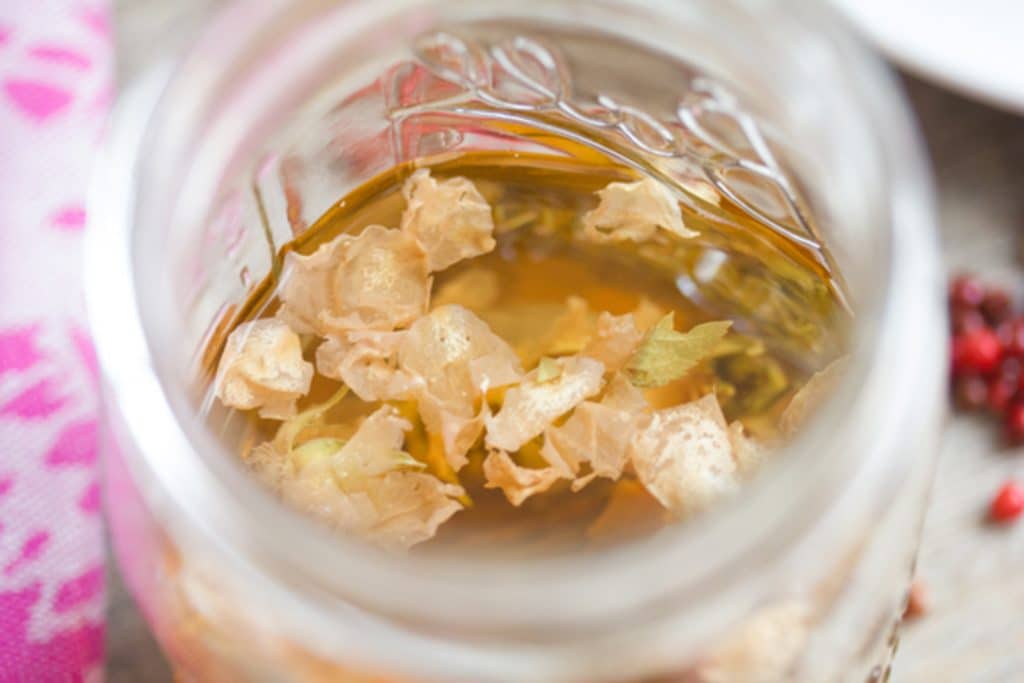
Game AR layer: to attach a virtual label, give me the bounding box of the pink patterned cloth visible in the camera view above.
[0,1,112,681]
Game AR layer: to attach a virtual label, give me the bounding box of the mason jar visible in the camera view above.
[85,0,944,680]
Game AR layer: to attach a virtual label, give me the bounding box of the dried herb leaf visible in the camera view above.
[536,357,563,383]
[625,314,732,388]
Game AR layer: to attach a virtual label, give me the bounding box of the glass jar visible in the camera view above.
[85,1,944,681]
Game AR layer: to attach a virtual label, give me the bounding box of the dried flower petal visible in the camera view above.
[215,319,314,420]
[630,394,739,516]
[245,441,295,494]
[625,314,732,388]
[330,406,421,485]
[365,472,465,549]
[485,356,606,452]
[400,169,496,271]
[602,371,649,413]
[263,406,463,549]
[581,178,698,244]
[536,357,563,383]
[729,421,764,476]
[399,305,523,470]
[279,458,381,537]
[584,312,644,372]
[275,236,350,335]
[542,296,597,357]
[697,602,810,683]
[483,449,566,506]
[315,330,415,402]
[508,297,600,367]
[779,357,848,437]
[278,225,430,336]
[541,373,648,482]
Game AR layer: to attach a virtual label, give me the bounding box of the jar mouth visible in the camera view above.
[86,0,942,667]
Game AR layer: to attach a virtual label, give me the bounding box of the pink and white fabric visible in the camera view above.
[0,1,112,680]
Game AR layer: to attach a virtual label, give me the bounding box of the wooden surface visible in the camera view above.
[104,4,1024,675]
[893,80,1024,682]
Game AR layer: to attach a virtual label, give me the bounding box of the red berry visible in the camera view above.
[989,481,1024,523]
[954,375,989,410]
[1006,402,1024,444]
[1000,356,1023,380]
[999,318,1024,357]
[902,581,928,621]
[952,328,1003,376]
[988,377,1016,414]
[949,275,986,308]
[951,306,987,334]
[981,289,1012,325]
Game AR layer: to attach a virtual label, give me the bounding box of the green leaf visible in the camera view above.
[625,314,732,388]
[273,385,349,453]
[536,356,563,383]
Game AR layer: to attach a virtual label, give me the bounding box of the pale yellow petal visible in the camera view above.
[366,472,465,549]
[400,169,496,271]
[325,226,431,333]
[280,458,379,537]
[248,406,462,549]
[215,318,314,420]
[244,441,294,494]
[276,235,352,335]
[541,373,649,484]
[629,394,738,516]
[583,312,645,372]
[602,372,649,413]
[278,226,431,336]
[485,356,606,452]
[331,405,414,485]
[315,330,415,402]
[399,305,523,469]
[482,449,565,506]
[581,178,697,244]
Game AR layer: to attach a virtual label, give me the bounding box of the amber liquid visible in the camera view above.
[207,151,845,555]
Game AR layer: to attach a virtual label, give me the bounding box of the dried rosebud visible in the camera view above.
[399,305,523,470]
[214,318,314,419]
[482,449,566,506]
[485,355,606,453]
[581,178,698,243]
[278,225,431,336]
[629,394,740,517]
[400,169,497,271]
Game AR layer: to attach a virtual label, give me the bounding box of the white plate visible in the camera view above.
[831,0,1024,114]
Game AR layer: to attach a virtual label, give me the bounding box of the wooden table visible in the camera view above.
[893,79,1024,682]
[105,4,1024,675]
